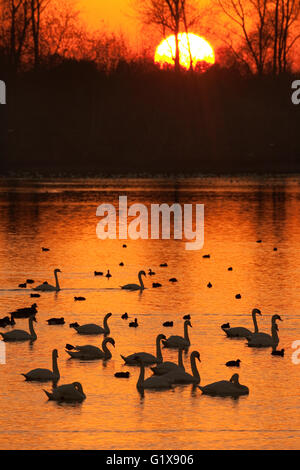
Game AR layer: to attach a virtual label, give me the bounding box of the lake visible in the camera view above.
[0,175,299,450]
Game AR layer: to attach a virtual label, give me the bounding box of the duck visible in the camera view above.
[0,316,13,328]
[44,382,86,402]
[152,282,162,288]
[65,337,115,360]
[0,316,37,342]
[136,356,173,390]
[26,279,35,284]
[228,267,233,271]
[163,321,173,327]
[256,239,262,243]
[10,303,38,319]
[30,293,40,298]
[121,313,129,319]
[123,244,127,248]
[183,314,191,320]
[33,269,61,292]
[94,271,103,276]
[148,269,155,276]
[151,345,185,376]
[22,349,60,382]
[235,294,242,299]
[105,270,112,278]
[71,312,112,335]
[129,318,138,328]
[202,254,210,258]
[247,314,282,348]
[163,351,201,384]
[74,296,86,301]
[169,278,178,283]
[119,262,124,266]
[273,247,278,251]
[121,270,146,291]
[225,359,241,367]
[47,317,65,325]
[121,334,166,365]
[42,247,50,252]
[271,348,284,357]
[160,263,168,267]
[69,322,79,328]
[18,283,27,288]
[207,282,212,288]
[162,320,192,349]
[115,372,130,378]
[221,308,262,338]
[198,373,249,398]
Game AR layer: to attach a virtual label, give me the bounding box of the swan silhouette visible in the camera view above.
[66,337,115,360]
[121,334,166,365]
[136,357,173,390]
[11,303,37,319]
[71,312,112,335]
[22,349,60,382]
[199,373,249,397]
[0,316,37,342]
[33,269,61,292]
[221,308,262,338]
[162,320,192,348]
[247,314,282,348]
[163,351,201,384]
[121,270,146,291]
[44,382,86,402]
[151,345,185,375]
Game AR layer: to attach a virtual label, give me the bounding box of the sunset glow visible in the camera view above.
[155,33,215,70]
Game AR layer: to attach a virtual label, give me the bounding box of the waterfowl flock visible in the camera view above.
[1,248,286,406]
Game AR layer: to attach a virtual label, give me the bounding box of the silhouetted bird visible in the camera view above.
[42,247,50,251]
[152,282,162,288]
[30,293,40,298]
[203,254,210,258]
[106,270,112,278]
[256,240,262,243]
[169,278,178,283]
[160,263,168,267]
[47,317,65,325]
[271,349,284,357]
[121,313,128,319]
[129,318,138,328]
[228,267,233,271]
[11,303,37,318]
[119,262,124,266]
[0,316,11,328]
[273,247,278,251]
[94,271,103,276]
[235,294,242,299]
[148,269,155,276]
[163,321,173,327]
[123,244,127,248]
[19,283,26,288]
[74,297,86,301]
[226,359,241,367]
[207,282,212,288]
[26,279,34,284]
[115,372,130,378]
[183,314,191,320]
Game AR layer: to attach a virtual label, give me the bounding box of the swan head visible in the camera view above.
[230,373,240,384]
[273,314,283,322]
[157,334,166,341]
[105,312,112,319]
[139,270,146,277]
[185,320,192,328]
[54,269,61,273]
[104,337,115,347]
[192,351,201,362]
[31,303,37,308]
[252,308,262,316]
[52,349,59,358]
[30,315,37,323]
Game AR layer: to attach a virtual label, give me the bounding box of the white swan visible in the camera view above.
[151,345,185,375]
[221,308,261,338]
[162,320,192,348]
[0,316,37,342]
[65,337,115,360]
[121,334,166,365]
[33,269,61,292]
[198,373,249,397]
[71,312,112,335]
[136,357,173,390]
[164,351,201,384]
[247,314,282,348]
[22,349,60,382]
[121,270,146,291]
[44,382,86,402]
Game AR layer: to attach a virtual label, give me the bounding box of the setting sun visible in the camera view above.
[155,33,215,70]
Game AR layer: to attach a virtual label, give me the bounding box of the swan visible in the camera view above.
[47,317,65,325]
[71,312,112,335]
[33,269,61,292]
[115,371,130,378]
[0,316,37,342]
[136,357,173,390]
[151,345,185,375]
[225,359,241,367]
[247,314,282,348]
[65,337,115,360]
[121,270,146,291]
[221,308,262,338]
[11,303,37,318]
[198,373,249,397]
[164,351,201,384]
[44,382,86,402]
[121,334,166,365]
[22,349,60,382]
[162,320,192,348]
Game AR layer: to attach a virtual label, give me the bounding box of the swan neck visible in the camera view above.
[252,312,259,333]
[178,348,184,369]
[138,272,144,290]
[272,324,279,343]
[52,353,59,377]
[54,271,60,291]
[29,318,37,339]
[137,362,145,389]
[156,337,163,361]
[190,355,200,380]
[102,340,112,359]
[103,315,110,335]
[184,323,190,341]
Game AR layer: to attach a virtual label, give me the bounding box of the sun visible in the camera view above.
[155,33,215,71]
